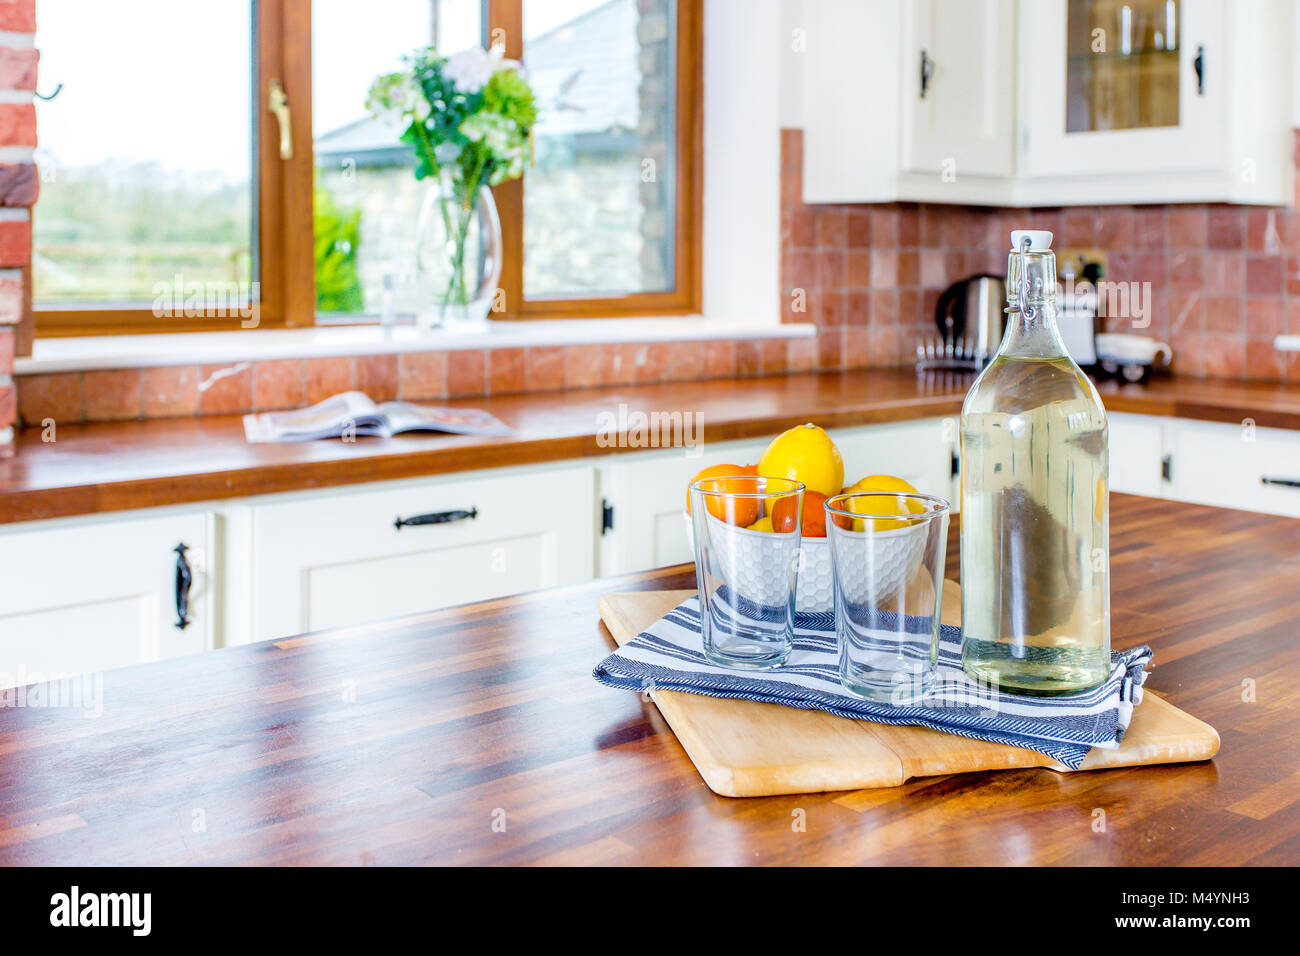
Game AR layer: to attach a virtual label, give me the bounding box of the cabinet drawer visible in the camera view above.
[0,512,214,688]
[1172,420,1300,517]
[251,465,595,639]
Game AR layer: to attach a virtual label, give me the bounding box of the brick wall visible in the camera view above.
[0,0,34,455]
[780,127,1300,382]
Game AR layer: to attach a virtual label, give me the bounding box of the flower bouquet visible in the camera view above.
[368,46,538,330]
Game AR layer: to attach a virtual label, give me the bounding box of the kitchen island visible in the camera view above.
[0,493,1296,866]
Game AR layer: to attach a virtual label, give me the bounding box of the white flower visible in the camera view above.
[460,113,521,159]
[366,72,423,129]
[443,47,495,94]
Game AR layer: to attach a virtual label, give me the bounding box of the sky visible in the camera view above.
[35,0,612,180]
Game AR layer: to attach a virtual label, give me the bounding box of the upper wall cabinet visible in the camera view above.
[801,0,1294,207]
[899,0,1017,181]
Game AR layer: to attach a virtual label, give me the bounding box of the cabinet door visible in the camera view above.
[801,0,901,203]
[832,418,956,499]
[251,466,595,640]
[901,0,1017,178]
[1108,412,1167,497]
[1020,0,1225,178]
[603,438,771,576]
[0,512,214,689]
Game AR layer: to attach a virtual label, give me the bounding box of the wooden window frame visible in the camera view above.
[34,0,701,337]
[489,0,703,320]
[35,0,312,338]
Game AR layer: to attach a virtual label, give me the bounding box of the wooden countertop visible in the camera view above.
[4,369,1300,525]
[0,494,1294,866]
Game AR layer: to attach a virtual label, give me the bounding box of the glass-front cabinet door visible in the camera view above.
[1020,0,1225,178]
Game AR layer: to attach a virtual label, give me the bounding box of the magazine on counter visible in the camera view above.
[243,391,513,443]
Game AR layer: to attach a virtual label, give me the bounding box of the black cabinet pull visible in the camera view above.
[394,507,478,531]
[173,543,193,630]
[919,49,935,99]
[1261,477,1300,489]
[1193,44,1205,95]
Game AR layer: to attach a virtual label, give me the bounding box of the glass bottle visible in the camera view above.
[959,230,1110,695]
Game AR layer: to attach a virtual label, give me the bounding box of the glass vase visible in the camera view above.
[415,174,502,333]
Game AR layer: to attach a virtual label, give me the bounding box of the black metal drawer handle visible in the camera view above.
[394,507,478,531]
[174,543,193,630]
[919,48,935,99]
[1261,477,1300,489]
[1193,44,1205,96]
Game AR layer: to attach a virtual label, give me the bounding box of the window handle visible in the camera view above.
[269,79,293,160]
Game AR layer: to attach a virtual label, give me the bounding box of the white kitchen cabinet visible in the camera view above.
[1107,412,1170,497]
[250,464,595,641]
[801,0,901,203]
[900,0,1017,182]
[1168,418,1300,517]
[831,418,956,498]
[0,511,214,689]
[800,0,1293,206]
[1017,0,1292,205]
[600,437,772,576]
[600,419,957,576]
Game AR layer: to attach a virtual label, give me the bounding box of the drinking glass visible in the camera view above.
[824,492,951,703]
[688,475,805,669]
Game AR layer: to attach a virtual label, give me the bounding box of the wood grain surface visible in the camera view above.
[3,368,1297,524]
[0,495,1294,865]
[598,585,1219,797]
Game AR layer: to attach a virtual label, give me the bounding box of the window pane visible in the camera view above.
[33,1,253,306]
[522,0,677,299]
[1066,0,1180,133]
[313,0,484,319]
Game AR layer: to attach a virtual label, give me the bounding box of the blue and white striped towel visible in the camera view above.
[593,596,1152,769]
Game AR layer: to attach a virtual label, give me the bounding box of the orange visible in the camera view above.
[686,464,761,526]
[771,490,828,538]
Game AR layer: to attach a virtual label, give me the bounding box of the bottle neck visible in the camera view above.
[1001,248,1070,360]
[1001,301,1070,358]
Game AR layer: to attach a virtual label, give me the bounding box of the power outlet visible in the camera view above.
[1055,246,1109,283]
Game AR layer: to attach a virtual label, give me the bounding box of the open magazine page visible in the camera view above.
[243,391,384,443]
[378,402,513,437]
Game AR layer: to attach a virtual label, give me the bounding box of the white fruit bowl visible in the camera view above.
[683,511,926,613]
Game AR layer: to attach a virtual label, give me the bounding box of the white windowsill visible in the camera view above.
[16,317,816,375]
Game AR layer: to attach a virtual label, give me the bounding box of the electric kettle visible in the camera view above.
[935,275,1006,366]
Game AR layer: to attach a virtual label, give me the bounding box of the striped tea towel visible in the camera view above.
[593,595,1152,769]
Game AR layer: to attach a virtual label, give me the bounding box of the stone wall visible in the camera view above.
[0,0,36,457]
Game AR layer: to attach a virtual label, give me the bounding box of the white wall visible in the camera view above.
[702,0,783,324]
[1293,0,1300,126]
[780,0,805,128]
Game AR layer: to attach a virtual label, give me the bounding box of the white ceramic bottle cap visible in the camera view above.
[1010,229,1053,251]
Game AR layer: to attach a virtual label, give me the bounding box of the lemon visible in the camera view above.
[842,474,923,531]
[757,423,844,498]
[746,516,775,533]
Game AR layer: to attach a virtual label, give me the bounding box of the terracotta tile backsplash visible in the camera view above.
[15,126,1300,428]
[779,127,1300,385]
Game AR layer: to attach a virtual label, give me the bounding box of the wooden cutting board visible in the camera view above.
[598,583,1220,797]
